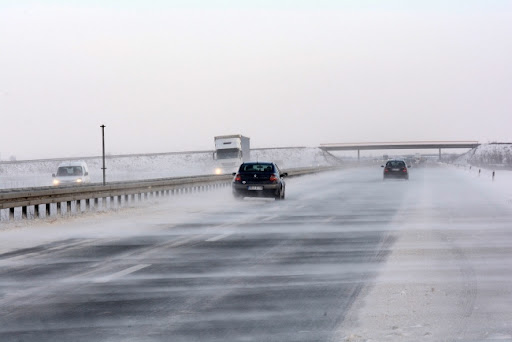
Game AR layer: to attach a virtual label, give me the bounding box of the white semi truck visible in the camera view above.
[213,135,250,174]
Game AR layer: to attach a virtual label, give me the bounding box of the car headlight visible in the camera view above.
[53,179,60,185]
[215,168,222,175]
[76,178,83,183]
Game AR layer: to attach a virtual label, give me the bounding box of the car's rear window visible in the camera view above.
[240,164,274,172]
[386,161,406,168]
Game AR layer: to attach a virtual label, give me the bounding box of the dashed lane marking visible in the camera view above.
[206,233,232,242]
[94,264,151,283]
[261,214,278,222]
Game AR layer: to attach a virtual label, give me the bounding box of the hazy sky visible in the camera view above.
[1,0,511,159]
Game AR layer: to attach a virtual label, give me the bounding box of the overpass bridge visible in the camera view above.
[320,141,480,160]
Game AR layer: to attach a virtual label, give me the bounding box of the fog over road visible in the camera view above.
[1,167,511,341]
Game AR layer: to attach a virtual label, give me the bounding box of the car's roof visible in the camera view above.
[242,161,274,165]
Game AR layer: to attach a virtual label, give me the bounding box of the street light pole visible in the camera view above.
[100,125,106,185]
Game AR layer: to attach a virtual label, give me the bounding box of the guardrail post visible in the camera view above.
[478,169,481,176]
[492,171,495,181]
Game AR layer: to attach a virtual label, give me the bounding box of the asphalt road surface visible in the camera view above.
[1,166,512,341]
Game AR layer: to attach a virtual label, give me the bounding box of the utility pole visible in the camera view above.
[100,125,106,185]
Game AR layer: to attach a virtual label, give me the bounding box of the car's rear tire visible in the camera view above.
[275,188,284,200]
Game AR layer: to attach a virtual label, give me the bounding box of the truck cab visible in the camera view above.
[213,135,250,174]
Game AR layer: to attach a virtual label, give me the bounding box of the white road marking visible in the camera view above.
[486,334,512,340]
[94,264,151,283]
[261,214,278,222]
[0,252,39,263]
[206,233,232,242]
[0,239,97,263]
[168,236,200,248]
[322,216,335,223]
[46,239,97,252]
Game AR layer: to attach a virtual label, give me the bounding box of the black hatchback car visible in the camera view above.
[382,159,410,180]
[232,162,287,200]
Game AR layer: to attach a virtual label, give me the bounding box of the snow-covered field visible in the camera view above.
[0,147,340,189]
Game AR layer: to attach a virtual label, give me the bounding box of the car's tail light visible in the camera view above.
[384,168,389,172]
[234,174,241,182]
[402,168,408,172]
[269,174,278,182]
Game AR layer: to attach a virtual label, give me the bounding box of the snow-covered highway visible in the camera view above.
[1,166,512,341]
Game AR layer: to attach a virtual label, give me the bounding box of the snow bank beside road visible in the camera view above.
[456,166,512,207]
[455,143,512,169]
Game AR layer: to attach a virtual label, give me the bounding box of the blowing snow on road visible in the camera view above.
[1,166,512,341]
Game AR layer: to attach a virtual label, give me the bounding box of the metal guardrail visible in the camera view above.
[0,166,337,222]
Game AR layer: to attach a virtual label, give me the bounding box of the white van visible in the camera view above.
[52,161,91,186]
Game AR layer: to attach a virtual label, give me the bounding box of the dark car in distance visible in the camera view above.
[232,162,287,200]
[382,159,410,180]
